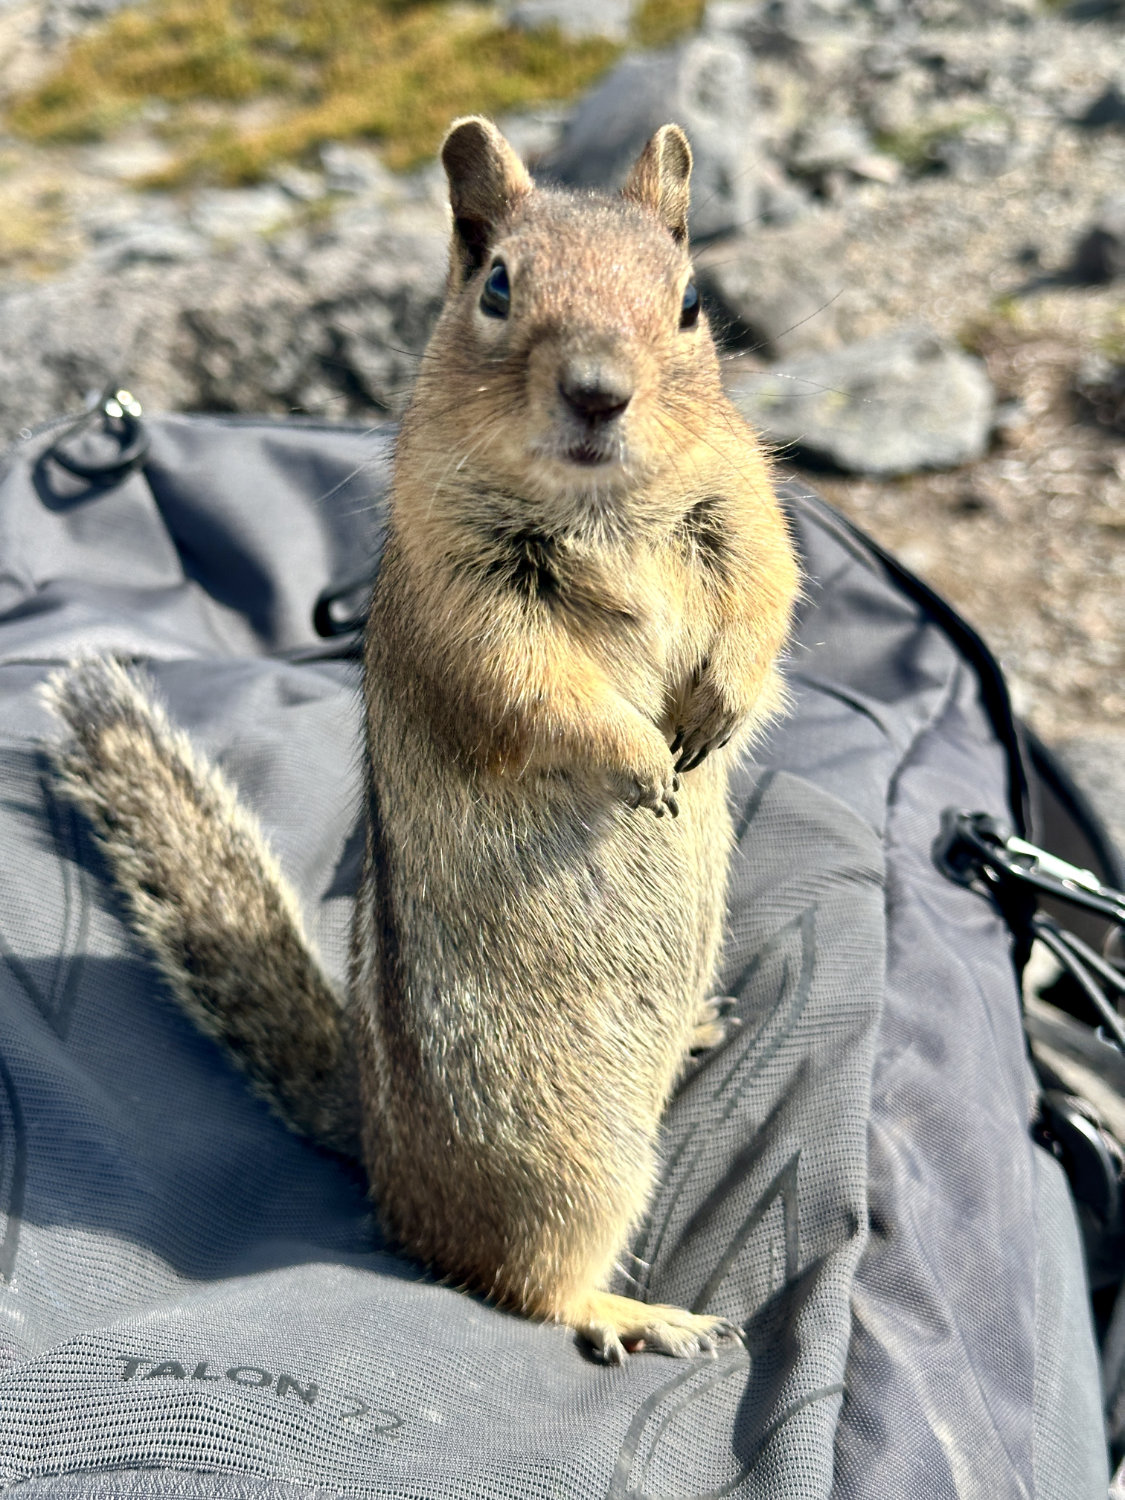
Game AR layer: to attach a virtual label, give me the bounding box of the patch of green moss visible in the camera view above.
[632,0,705,47]
[5,0,622,185]
[1094,310,1125,364]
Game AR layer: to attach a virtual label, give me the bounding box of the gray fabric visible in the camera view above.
[0,415,1107,1496]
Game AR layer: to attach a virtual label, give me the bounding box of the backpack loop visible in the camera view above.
[44,384,150,482]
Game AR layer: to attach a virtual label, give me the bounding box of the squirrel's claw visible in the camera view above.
[674,717,739,775]
[585,1326,628,1365]
[574,1292,745,1363]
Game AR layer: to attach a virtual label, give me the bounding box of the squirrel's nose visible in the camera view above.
[558,360,634,422]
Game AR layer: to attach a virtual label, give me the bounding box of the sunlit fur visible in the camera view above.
[45,117,799,1365]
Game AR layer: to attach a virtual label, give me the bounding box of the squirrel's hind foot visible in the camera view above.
[569,1290,743,1364]
[690,995,742,1053]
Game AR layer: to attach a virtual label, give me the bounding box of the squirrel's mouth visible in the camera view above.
[530,425,628,480]
[565,441,613,467]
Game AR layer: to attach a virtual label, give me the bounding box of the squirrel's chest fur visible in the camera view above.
[354,523,732,1141]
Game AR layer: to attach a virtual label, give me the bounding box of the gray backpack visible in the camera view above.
[0,403,1115,1497]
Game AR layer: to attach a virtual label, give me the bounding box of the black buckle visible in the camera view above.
[936,809,1125,926]
[938,806,1125,1263]
[312,570,374,639]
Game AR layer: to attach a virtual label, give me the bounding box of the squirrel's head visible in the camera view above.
[409,115,721,531]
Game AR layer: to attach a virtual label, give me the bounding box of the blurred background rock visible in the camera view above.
[0,0,1122,841]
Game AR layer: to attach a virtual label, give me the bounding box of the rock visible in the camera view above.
[271,164,327,204]
[81,135,176,182]
[82,197,209,269]
[929,118,1025,181]
[785,116,901,194]
[503,0,633,42]
[861,38,913,80]
[0,220,447,445]
[542,36,761,241]
[95,223,210,270]
[177,221,447,416]
[695,238,840,356]
[319,142,394,197]
[1065,0,1125,16]
[992,397,1030,438]
[1054,734,1125,857]
[1070,194,1125,283]
[705,0,853,41]
[35,0,140,44]
[495,107,569,168]
[787,118,874,177]
[701,0,758,31]
[188,186,295,242]
[1074,354,1125,434]
[1075,82,1125,130]
[754,161,812,225]
[729,325,995,476]
[891,0,1037,21]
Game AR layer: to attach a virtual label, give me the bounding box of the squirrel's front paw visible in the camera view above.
[672,677,742,775]
[612,741,680,818]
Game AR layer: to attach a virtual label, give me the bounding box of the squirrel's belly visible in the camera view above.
[359,752,731,1130]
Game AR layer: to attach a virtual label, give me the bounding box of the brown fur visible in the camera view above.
[45,117,799,1364]
[43,660,359,1156]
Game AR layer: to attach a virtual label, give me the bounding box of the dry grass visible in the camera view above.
[0,160,73,276]
[632,0,705,46]
[5,0,703,187]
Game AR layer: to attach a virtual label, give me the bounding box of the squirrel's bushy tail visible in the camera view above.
[44,658,360,1160]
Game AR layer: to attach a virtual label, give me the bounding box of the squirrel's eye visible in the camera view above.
[680,280,700,329]
[480,262,511,320]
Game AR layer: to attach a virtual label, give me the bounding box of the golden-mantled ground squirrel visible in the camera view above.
[47,117,799,1362]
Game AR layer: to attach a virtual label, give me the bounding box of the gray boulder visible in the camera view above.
[787,117,877,177]
[0,218,447,447]
[503,0,633,41]
[1074,354,1125,434]
[1071,194,1125,284]
[929,118,1027,182]
[271,164,327,204]
[704,0,855,39]
[784,117,901,196]
[729,325,995,476]
[188,185,296,242]
[92,222,209,271]
[80,196,209,270]
[542,36,761,241]
[35,0,141,43]
[695,238,840,356]
[1075,82,1125,131]
[319,142,396,198]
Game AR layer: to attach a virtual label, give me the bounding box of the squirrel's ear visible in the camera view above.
[441,116,533,280]
[621,124,693,244]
